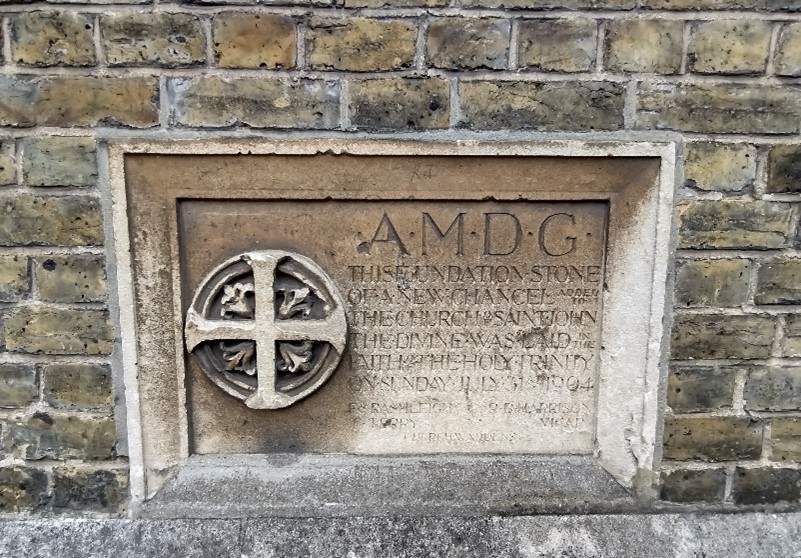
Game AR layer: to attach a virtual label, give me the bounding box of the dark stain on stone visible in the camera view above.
[32,412,54,426]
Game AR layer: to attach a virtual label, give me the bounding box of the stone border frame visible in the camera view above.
[108,139,677,513]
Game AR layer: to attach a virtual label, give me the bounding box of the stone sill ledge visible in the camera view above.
[2,512,800,558]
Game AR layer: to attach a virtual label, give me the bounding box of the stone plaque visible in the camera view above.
[114,141,673,506]
[180,200,606,454]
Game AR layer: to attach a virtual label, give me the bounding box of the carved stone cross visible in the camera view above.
[185,251,347,409]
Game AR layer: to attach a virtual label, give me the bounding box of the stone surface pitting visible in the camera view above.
[348,77,450,130]
[683,142,756,193]
[660,468,727,503]
[167,77,340,129]
[212,13,296,69]
[768,144,801,194]
[605,19,683,74]
[0,255,29,302]
[667,365,738,413]
[0,364,38,409]
[0,76,159,128]
[307,17,416,72]
[100,13,205,68]
[2,513,801,557]
[10,11,96,67]
[688,20,772,75]
[674,259,751,308]
[518,19,597,73]
[21,136,97,187]
[42,363,114,411]
[427,18,511,70]
[34,255,107,303]
[636,82,801,134]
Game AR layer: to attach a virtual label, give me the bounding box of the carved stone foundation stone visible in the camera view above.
[110,140,676,515]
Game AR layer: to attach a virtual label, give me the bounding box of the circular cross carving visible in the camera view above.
[184,251,347,409]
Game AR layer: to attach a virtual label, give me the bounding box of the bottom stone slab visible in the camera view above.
[137,454,631,518]
[2,513,800,558]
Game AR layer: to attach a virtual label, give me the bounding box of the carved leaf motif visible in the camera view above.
[277,287,312,319]
[277,341,314,373]
[221,282,255,318]
[220,341,256,375]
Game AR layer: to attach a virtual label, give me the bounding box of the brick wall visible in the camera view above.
[0,0,799,514]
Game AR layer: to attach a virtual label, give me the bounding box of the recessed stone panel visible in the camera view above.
[179,200,606,454]
[112,140,674,512]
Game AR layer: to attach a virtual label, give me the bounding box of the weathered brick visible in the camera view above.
[34,255,106,303]
[169,77,340,129]
[101,13,205,68]
[784,315,801,357]
[642,0,801,9]
[0,467,48,512]
[636,82,801,134]
[776,23,801,77]
[213,13,296,69]
[676,200,796,250]
[0,364,38,409]
[21,137,97,188]
[4,307,114,355]
[456,0,636,8]
[733,467,801,505]
[346,0,446,6]
[671,314,775,360]
[663,417,763,462]
[460,81,624,131]
[0,76,159,128]
[744,366,801,411]
[0,194,103,247]
[755,258,801,304]
[43,363,112,411]
[517,19,596,73]
[8,413,116,460]
[771,419,801,462]
[674,259,751,307]
[0,142,15,186]
[689,20,771,75]
[667,365,737,413]
[767,144,801,194]
[10,12,96,67]
[427,18,510,70]
[307,18,416,72]
[349,78,449,130]
[53,467,128,513]
[684,142,756,193]
[660,469,726,503]
[604,19,683,74]
[0,254,29,302]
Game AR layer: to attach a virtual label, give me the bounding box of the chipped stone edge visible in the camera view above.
[107,142,146,505]
[107,138,678,511]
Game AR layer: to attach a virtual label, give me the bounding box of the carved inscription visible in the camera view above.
[180,199,608,454]
[340,202,607,453]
